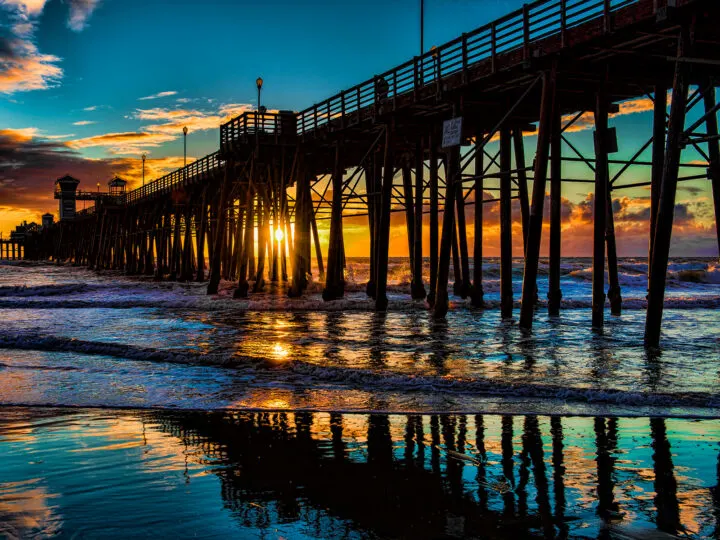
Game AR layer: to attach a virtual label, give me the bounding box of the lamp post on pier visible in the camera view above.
[141,153,146,187]
[182,127,188,168]
[256,77,263,110]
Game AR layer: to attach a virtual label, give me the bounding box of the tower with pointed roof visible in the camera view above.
[55,175,80,220]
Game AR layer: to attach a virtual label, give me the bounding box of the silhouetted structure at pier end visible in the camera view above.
[16,0,720,346]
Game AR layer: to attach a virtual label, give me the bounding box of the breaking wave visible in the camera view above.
[0,283,95,297]
[1,333,717,410]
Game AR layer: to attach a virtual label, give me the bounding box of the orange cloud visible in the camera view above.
[1,1,47,17]
[68,131,176,154]
[562,96,657,134]
[0,0,99,95]
[65,103,256,155]
[0,39,62,94]
[135,103,255,136]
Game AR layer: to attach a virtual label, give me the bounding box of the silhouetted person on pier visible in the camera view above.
[375,77,389,102]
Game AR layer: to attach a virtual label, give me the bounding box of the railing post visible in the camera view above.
[341,93,346,128]
[462,34,468,84]
[491,22,497,73]
[392,70,398,110]
[413,57,419,100]
[523,4,530,60]
[560,0,567,47]
[314,104,318,132]
[603,0,612,33]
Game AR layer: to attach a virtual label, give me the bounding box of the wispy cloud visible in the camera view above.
[83,105,97,111]
[138,90,178,101]
[0,0,99,95]
[69,131,176,155]
[1,1,48,17]
[63,102,253,155]
[0,36,62,94]
[66,0,101,31]
[1,127,40,141]
[72,120,95,126]
[134,103,253,135]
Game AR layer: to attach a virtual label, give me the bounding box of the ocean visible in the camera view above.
[0,257,718,416]
[1,258,719,538]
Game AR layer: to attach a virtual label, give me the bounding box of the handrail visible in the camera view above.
[296,0,640,135]
[221,111,282,147]
[220,110,298,150]
[124,151,223,205]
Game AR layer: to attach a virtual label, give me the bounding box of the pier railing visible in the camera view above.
[124,151,223,205]
[220,110,297,153]
[297,0,641,135]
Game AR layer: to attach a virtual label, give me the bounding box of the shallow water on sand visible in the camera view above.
[0,261,719,416]
[0,408,718,539]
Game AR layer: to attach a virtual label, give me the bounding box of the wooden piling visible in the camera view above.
[310,211,324,281]
[207,163,232,294]
[401,158,416,279]
[645,30,690,347]
[323,144,345,301]
[289,161,311,297]
[375,127,395,311]
[548,108,562,315]
[513,129,530,251]
[254,186,268,292]
[592,87,610,328]
[366,155,379,298]
[519,69,556,328]
[606,190,622,315]
[451,218,462,296]
[471,134,484,307]
[169,205,182,280]
[235,183,254,298]
[428,137,439,307]
[648,83,667,281]
[412,139,426,299]
[181,206,194,281]
[499,127,513,319]
[195,188,207,281]
[455,167,470,298]
[702,83,720,255]
[433,144,459,318]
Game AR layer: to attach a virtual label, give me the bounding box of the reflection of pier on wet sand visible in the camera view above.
[2,409,709,538]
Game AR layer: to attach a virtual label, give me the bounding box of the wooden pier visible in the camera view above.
[17,0,720,347]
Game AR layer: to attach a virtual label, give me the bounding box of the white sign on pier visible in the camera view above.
[442,117,463,149]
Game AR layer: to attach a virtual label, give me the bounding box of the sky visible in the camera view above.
[1,0,718,257]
